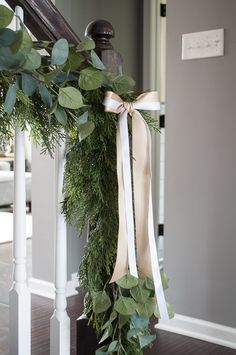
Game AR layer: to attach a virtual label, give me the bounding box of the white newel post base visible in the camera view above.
[9,287,31,355]
[50,311,70,355]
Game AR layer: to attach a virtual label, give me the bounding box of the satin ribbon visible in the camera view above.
[103,91,169,321]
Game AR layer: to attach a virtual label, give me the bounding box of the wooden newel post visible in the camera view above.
[76,20,122,355]
[85,19,123,75]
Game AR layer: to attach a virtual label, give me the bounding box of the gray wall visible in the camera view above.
[165,0,236,327]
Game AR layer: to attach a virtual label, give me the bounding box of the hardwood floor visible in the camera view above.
[0,241,235,354]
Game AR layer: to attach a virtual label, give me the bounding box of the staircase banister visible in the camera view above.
[5,0,81,44]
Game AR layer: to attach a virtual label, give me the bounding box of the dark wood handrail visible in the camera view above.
[5,0,81,44]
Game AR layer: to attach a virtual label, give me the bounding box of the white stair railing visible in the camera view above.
[9,8,31,355]
[50,140,70,355]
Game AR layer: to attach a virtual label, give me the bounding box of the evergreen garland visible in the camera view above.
[0,5,174,354]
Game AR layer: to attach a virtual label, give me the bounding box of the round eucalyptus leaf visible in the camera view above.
[38,83,52,108]
[51,38,69,65]
[77,39,95,52]
[0,47,26,71]
[0,5,14,29]
[90,50,106,70]
[131,313,149,330]
[130,284,150,303]
[4,84,17,113]
[116,273,139,289]
[145,277,155,290]
[58,87,83,109]
[21,48,41,71]
[78,121,95,141]
[67,49,84,71]
[79,67,104,90]
[136,298,155,319]
[0,28,16,46]
[54,106,67,126]
[75,111,88,128]
[107,340,118,353]
[92,291,111,314]
[167,303,175,319]
[138,334,156,349]
[114,296,136,316]
[11,30,32,55]
[21,73,39,97]
[161,270,169,290]
[111,75,135,95]
[127,328,141,341]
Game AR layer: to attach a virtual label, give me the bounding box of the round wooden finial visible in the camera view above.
[85,20,115,50]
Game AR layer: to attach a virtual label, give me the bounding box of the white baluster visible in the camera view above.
[9,9,31,354]
[50,140,70,355]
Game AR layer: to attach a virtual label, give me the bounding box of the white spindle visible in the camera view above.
[9,9,31,355]
[50,140,70,355]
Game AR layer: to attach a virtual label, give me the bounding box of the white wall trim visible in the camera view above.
[29,273,79,300]
[156,314,236,350]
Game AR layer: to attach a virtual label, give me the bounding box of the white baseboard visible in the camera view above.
[156,313,236,350]
[29,273,79,300]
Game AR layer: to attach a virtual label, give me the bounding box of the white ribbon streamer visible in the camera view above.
[119,110,138,278]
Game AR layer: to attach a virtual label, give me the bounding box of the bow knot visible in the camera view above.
[123,102,135,115]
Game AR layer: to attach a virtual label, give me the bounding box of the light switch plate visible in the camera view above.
[182,29,224,60]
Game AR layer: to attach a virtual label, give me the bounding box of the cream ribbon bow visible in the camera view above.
[103,91,169,321]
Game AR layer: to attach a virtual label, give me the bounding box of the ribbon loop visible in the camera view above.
[103,91,169,321]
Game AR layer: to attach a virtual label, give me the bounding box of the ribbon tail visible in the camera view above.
[110,110,138,282]
[110,125,128,283]
[119,111,138,279]
[148,186,169,320]
[146,124,169,321]
[132,112,152,278]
